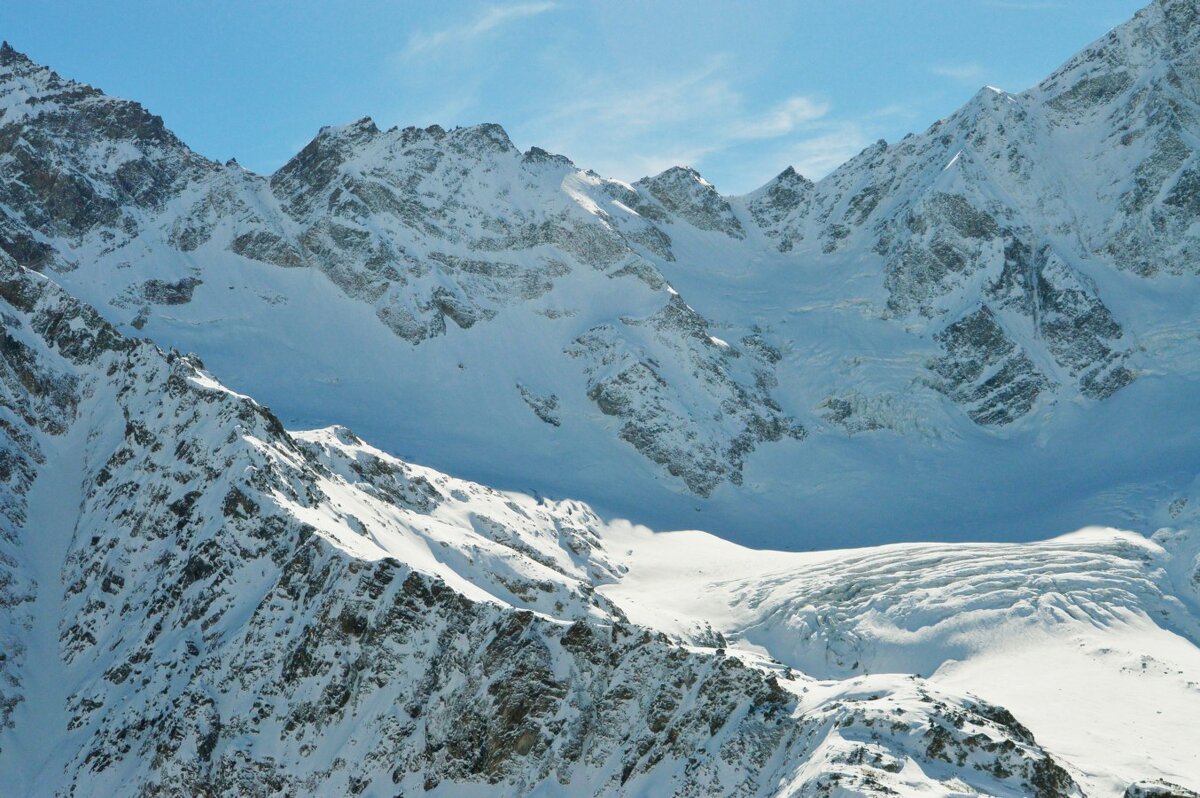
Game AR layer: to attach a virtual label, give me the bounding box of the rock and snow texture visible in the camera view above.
[0,1,1199,792]
[0,256,1196,794]
[1,1,1199,544]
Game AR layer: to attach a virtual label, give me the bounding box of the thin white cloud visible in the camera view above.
[730,96,830,140]
[516,60,744,180]
[724,121,873,194]
[515,60,875,191]
[930,62,988,84]
[782,128,871,179]
[867,102,916,120]
[401,2,557,59]
[530,58,740,136]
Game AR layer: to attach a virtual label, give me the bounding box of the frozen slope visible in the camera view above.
[600,524,1200,794]
[0,0,1198,547]
[1,256,1198,794]
[0,254,1122,797]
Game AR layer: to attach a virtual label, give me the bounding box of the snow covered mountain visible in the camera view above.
[1,253,1198,795]
[2,1,1200,793]
[1,0,1198,545]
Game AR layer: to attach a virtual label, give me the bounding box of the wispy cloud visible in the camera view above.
[529,58,739,136]
[401,2,557,59]
[866,102,917,120]
[515,59,877,191]
[730,96,830,140]
[778,129,871,181]
[929,62,987,85]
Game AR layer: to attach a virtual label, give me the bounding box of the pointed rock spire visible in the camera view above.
[0,40,33,68]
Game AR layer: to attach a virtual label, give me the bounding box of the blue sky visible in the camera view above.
[1,0,1148,193]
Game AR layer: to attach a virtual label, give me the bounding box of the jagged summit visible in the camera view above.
[451,120,518,153]
[774,164,807,183]
[749,164,815,199]
[634,165,745,238]
[1030,0,1199,113]
[0,40,35,69]
[336,115,380,135]
[644,163,707,183]
[522,144,573,167]
[0,41,103,109]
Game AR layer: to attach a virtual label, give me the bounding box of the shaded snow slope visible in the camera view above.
[0,257,1197,794]
[0,0,1198,546]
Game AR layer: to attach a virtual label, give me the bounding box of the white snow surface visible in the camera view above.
[600,523,1200,794]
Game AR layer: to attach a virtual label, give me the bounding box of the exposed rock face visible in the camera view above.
[0,43,801,496]
[929,305,1050,426]
[0,42,209,266]
[634,166,746,239]
[263,118,632,345]
[1125,780,1200,798]
[985,243,1134,400]
[881,191,1004,319]
[744,167,813,252]
[516,383,561,427]
[728,0,1199,444]
[0,3,1199,793]
[569,294,803,495]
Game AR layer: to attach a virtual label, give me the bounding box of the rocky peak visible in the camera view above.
[0,48,204,259]
[0,41,33,69]
[945,86,1027,145]
[447,121,519,156]
[635,165,745,238]
[0,45,178,148]
[742,166,815,250]
[269,120,376,205]
[521,145,573,168]
[400,122,446,143]
[760,166,814,202]
[1035,0,1199,117]
[0,43,95,118]
[750,166,813,208]
[341,115,381,136]
[307,116,381,150]
[0,44,60,103]
[273,119,520,203]
[773,164,810,187]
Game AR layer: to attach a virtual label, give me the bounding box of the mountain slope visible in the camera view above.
[2,253,1199,794]
[0,254,1133,796]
